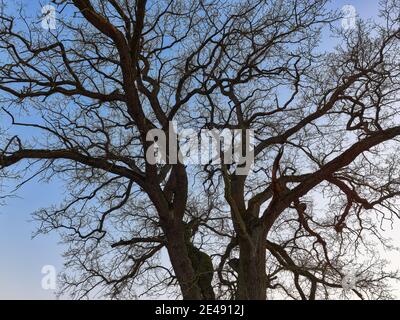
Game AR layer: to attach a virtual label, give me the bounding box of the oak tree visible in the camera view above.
[0,0,400,300]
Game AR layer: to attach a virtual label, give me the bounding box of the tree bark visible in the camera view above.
[236,227,267,300]
[164,220,203,300]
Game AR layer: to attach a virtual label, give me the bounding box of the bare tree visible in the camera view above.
[0,0,399,300]
[0,0,218,299]
[198,0,400,299]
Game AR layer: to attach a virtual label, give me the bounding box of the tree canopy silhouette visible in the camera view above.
[0,0,400,299]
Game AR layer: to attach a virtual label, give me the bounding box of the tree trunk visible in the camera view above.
[165,221,203,300]
[236,227,267,300]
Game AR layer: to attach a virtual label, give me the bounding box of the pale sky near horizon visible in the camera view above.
[1,0,399,300]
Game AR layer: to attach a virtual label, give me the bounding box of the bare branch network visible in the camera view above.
[0,0,400,300]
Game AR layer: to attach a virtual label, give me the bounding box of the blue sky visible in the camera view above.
[0,0,394,299]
